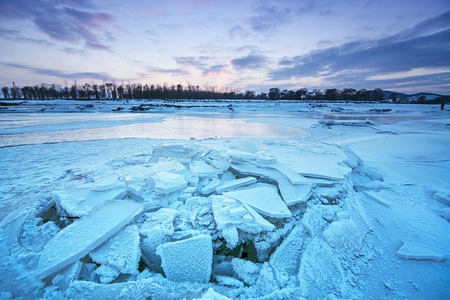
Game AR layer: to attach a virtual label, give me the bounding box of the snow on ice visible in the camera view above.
[0,101,449,299]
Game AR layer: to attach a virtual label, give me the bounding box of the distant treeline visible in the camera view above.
[0,82,393,101]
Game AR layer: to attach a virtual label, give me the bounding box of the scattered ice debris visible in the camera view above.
[223,186,292,218]
[36,200,143,279]
[396,241,449,262]
[156,235,213,283]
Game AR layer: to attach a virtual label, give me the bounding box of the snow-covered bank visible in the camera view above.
[0,101,449,299]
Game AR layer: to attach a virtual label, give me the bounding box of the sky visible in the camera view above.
[0,0,449,94]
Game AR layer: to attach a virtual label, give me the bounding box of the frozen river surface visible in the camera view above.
[0,100,449,299]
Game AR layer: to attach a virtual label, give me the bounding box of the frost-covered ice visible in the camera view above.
[0,100,449,299]
[36,200,143,279]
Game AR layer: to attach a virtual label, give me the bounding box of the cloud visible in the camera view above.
[231,54,269,70]
[269,11,450,90]
[147,66,190,76]
[1,62,114,81]
[202,64,228,76]
[0,28,54,46]
[0,0,114,50]
[248,0,332,34]
[175,57,208,69]
[174,56,229,76]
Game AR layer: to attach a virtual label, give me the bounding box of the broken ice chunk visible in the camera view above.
[89,225,141,283]
[272,165,308,185]
[36,200,143,279]
[140,208,178,237]
[288,151,351,181]
[150,171,187,195]
[156,235,213,283]
[322,219,364,252]
[201,178,222,195]
[231,258,260,285]
[256,155,277,165]
[53,186,127,217]
[190,161,223,177]
[396,241,449,262]
[211,195,275,235]
[223,186,291,218]
[433,190,450,205]
[270,224,307,275]
[230,161,313,205]
[195,288,233,300]
[277,178,314,206]
[90,174,126,191]
[216,177,257,194]
[228,149,259,161]
[151,159,187,174]
[51,261,83,292]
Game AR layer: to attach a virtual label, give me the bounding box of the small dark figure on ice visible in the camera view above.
[441,101,445,111]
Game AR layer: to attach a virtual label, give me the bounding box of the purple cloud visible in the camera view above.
[1,62,114,81]
[231,54,269,70]
[0,0,114,50]
[269,11,450,89]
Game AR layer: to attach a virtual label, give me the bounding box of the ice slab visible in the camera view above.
[157,234,213,283]
[227,149,259,161]
[36,200,143,279]
[53,187,127,217]
[201,178,221,195]
[152,159,187,174]
[287,151,351,181]
[151,171,187,195]
[216,177,257,194]
[211,195,274,235]
[396,241,449,262]
[272,165,308,184]
[89,225,141,283]
[230,162,313,205]
[270,225,306,275]
[190,161,223,177]
[223,186,291,218]
[277,179,314,206]
[90,174,126,191]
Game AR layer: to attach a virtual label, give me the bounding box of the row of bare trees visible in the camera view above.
[1,82,385,101]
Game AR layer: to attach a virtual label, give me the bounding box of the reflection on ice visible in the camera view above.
[0,116,309,147]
